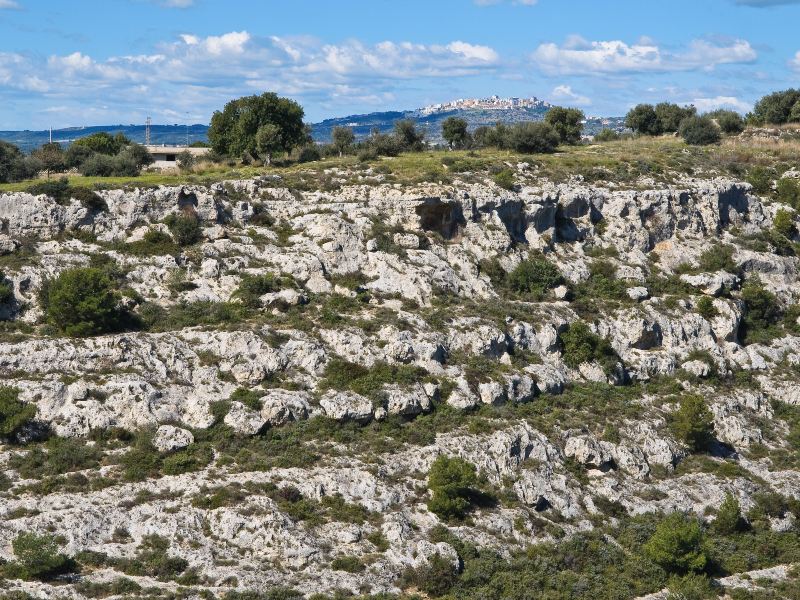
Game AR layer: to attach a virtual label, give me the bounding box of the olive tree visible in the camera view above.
[331,126,355,157]
[442,117,469,149]
[545,106,585,145]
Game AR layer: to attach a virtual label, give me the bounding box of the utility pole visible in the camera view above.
[186,112,189,147]
[49,126,52,144]
[145,116,152,146]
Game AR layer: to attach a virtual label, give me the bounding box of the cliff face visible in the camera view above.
[0,172,799,597]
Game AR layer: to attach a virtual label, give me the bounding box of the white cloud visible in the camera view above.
[551,84,591,106]
[0,0,20,8]
[791,50,800,71]
[154,0,194,7]
[0,31,500,126]
[531,37,757,75]
[690,96,753,113]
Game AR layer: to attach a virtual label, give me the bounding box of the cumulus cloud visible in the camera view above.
[791,50,800,70]
[0,31,500,126]
[550,85,591,106]
[690,96,753,113]
[0,0,20,8]
[531,37,757,75]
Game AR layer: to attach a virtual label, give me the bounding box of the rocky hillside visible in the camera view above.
[1,158,800,599]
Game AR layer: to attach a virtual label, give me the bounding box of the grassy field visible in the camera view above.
[2,132,800,194]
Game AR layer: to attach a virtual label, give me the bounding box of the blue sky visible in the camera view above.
[1,0,799,129]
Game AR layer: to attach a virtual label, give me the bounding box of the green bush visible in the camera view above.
[508,122,560,154]
[708,110,745,134]
[665,573,715,600]
[714,493,745,535]
[320,359,426,400]
[0,269,12,304]
[40,267,122,336]
[329,555,365,573]
[679,116,721,146]
[4,533,75,581]
[560,321,619,373]
[773,208,797,239]
[625,104,660,135]
[777,178,800,209]
[669,395,715,452]
[750,89,800,125]
[493,168,515,190]
[297,145,321,163]
[164,213,202,246]
[11,436,102,478]
[400,552,458,597]
[642,513,708,574]
[697,244,737,273]
[119,535,188,581]
[122,228,181,257]
[505,257,563,299]
[747,166,774,195]
[233,273,280,308]
[740,278,782,343]
[695,296,718,321]
[161,443,213,476]
[427,455,481,521]
[545,106,585,145]
[655,103,697,134]
[594,129,621,142]
[0,386,36,443]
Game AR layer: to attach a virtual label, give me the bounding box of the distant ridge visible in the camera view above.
[1,98,624,152]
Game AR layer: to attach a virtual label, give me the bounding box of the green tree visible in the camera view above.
[560,321,618,373]
[0,140,41,184]
[164,213,202,246]
[72,131,130,155]
[42,267,121,336]
[773,208,796,239]
[679,116,721,146]
[208,92,306,159]
[31,142,65,178]
[655,103,696,133]
[256,123,283,165]
[625,104,660,135]
[708,109,745,134]
[750,89,800,125]
[331,126,355,157]
[0,386,36,443]
[394,119,425,152]
[714,493,744,535]
[670,395,715,452]
[545,106,585,145]
[777,178,800,209]
[442,117,470,149]
[695,296,718,320]
[508,122,560,153]
[427,455,480,521]
[9,533,75,581]
[595,128,621,142]
[643,513,708,575]
[741,278,781,342]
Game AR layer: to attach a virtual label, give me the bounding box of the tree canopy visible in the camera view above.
[545,106,585,145]
[442,117,470,149]
[208,92,307,159]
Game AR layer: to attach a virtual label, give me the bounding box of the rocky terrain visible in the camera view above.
[1,159,800,599]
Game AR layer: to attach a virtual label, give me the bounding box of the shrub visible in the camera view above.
[394,119,426,152]
[120,535,188,581]
[560,321,619,373]
[26,177,71,203]
[79,153,117,177]
[545,106,585,145]
[625,104,660,135]
[642,513,708,574]
[773,208,796,239]
[427,455,480,521]
[594,128,621,142]
[777,178,800,209]
[708,110,745,134]
[233,273,280,308]
[0,270,12,304]
[400,553,458,597]
[747,166,774,195]
[655,103,696,134]
[176,150,196,171]
[161,443,213,475]
[1,140,41,183]
[679,116,721,146]
[320,359,426,399]
[666,573,715,600]
[41,267,122,336]
[71,187,107,212]
[0,386,36,443]
[740,278,781,343]
[505,257,563,299]
[297,145,321,163]
[493,168,515,191]
[750,89,800,125]
[669,395,715,452]
[329,555,365,573]
[6,533,75,581]
[714,493,745,535]
[508,122,560,153]
[695,296,718,320]
[164,213,202,246]
[697,244,737,273]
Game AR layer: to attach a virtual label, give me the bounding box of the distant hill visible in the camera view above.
[1,108,624,152]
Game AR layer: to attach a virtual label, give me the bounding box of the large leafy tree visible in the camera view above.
[625,104,660,135]
[208,92,306,159]
[442,117,470,149]
[643,513,708,574]
[31,142,66,178]
[331,126,355,157]
[750,89,800,125]
[545,106,585,145]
